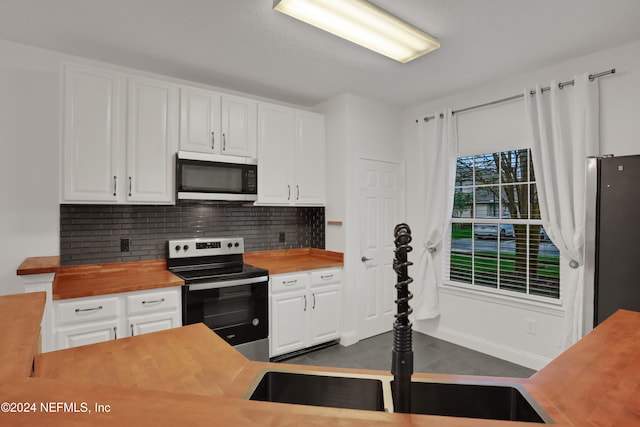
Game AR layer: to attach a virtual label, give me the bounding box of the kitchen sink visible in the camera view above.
[392,379,553,423]
[247,370,388,411]
[245,369,553,423]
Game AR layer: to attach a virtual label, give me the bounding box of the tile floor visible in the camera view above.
[280,331,536,378]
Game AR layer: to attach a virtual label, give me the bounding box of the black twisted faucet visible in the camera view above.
[391,223,413,413]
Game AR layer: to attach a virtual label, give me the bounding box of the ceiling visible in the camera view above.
[1,0,640,108]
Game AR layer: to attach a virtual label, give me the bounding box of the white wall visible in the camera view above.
[317,93,404,345]
[0,40,61,296]
[315,95,347,254]
[403,39,640,370]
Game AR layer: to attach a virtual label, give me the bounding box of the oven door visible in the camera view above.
[182,277,268,347]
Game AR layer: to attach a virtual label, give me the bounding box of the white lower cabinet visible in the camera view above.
[57,319,120,349]
[129,312,180,337]
[55,295,121,349]
[126,288,181,337]
[270,268,342,358]
[53,287,181,350]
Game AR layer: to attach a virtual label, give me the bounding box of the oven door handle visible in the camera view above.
[186,275,268,291]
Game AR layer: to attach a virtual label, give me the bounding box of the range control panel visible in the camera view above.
[168,237,244,258]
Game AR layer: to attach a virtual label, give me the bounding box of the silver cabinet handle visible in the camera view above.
[361,256,372,262]
[142,298,165,305]
[312,293,316,309]
[128,176,132,197]
[75,305,103,313]
[287,185,291,200]
[130,324,134,336]
[303,295,307,311]
[222,133,226,151]
[283,280,297,286]
[113,326,117,340]
[320,274,333,280]
[113,176,117,196]
[296,185,300,200]
[211,131,215,150]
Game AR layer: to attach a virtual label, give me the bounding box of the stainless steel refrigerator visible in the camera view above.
[591,155,640,326]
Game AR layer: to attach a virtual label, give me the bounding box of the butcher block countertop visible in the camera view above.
[244,248,343,274]
[16,256,60,275]
[52,260,184,300]
[0,292,45,382]
[18,249,342,300]
[2,289,639,426]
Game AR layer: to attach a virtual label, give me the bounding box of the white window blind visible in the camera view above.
[446,149,560,299]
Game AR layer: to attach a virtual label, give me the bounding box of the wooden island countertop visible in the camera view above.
[1,289,639,426]
[0,292,45,382]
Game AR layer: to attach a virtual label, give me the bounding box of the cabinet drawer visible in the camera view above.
[55,296,120,325]
[311,269,342,287]
[127,288,180,315]
[271,273,308,293]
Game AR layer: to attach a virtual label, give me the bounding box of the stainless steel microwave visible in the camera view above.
[176,151,257,202]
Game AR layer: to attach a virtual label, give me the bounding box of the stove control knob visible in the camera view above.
[234,242,240,247]
[183,245,189,252]
[227,243,233,248]
[174,245,181,252]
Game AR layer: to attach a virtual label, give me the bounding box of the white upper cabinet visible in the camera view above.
[179,87,256,158]
[257,103,326,206]
[257,103,295,204]
[221,94,257,157]
[179,86,221,154]
[62,63,178,204]
[127,76,178,203]
[62,64,125,202]
[294,111,326,205]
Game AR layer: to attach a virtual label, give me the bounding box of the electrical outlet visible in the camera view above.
[526,318,537,335]
[120,238,130,252]
[279,232,285,243]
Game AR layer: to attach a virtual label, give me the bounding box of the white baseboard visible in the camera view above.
[427,327,552,371]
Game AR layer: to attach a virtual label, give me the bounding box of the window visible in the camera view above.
[447,149,560,299]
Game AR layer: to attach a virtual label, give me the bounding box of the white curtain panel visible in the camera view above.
[524,74,600,349]
[414,110,458,320]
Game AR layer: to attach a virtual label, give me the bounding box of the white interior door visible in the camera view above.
[358,159,404,340]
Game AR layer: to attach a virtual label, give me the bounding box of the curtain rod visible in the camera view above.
[417,68,616,123]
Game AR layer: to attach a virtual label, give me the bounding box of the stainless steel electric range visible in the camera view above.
[167,237,269,361]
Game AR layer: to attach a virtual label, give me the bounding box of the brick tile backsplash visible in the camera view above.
[60,203,325,266]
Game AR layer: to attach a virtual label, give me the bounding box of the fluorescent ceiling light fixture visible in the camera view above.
[273,0,440,63]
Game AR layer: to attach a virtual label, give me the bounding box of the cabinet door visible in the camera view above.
[309,285,341,345]
[179,86,221,154]
[62,64,125,202]
[56,319,119,350]
[129,311,180,337]
[257,103,295,204]
[221,95,257,157]
[270,292,307,357]
[127,76,178,203]
[294,111,326,205]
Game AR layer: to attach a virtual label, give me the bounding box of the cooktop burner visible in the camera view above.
[166,237,268,284]
[170,264,268,283]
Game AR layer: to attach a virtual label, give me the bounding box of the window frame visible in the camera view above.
[444,149,561,303]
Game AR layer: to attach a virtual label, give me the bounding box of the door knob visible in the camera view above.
[361,256,372,262]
